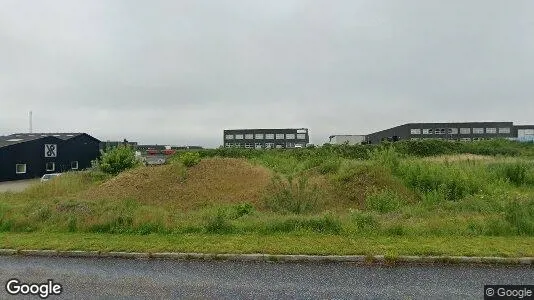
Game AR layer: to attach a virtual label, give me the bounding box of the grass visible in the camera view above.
[1,140,534,256]
[1,232,533,257]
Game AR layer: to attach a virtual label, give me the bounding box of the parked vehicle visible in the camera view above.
[40,173,63,182]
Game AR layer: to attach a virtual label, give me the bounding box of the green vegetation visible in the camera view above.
[174,151,201,167]
[96,145,140,175]
[1,139,534,256]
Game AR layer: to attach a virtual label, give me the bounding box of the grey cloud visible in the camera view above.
[1,0,533,147]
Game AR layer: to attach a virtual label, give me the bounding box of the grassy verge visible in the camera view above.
[1,232,533,257]
[2,141,534,258]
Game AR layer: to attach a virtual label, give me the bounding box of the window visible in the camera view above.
[499,127,511,134]
[255,143,263,149]
[296,133,306,139]
[410,129,421,135]
[448,128,458,134]
[286,133,296,139]
[473,128,484,134]
[275,133,285,139]
[225,134,234,140]
[265,143,274,149]
[71,161,79,170]
[255,133,264,139]
[286,142,295,148]
[234,143,242,148]
[235,134,243,139]
[435,128,444,135]
[46,162,55,172]
[265,133,274,139]
[428,129,433,134]
[460,128,471,134]
[422,129,430,134]
[244,143,253,149]
[244,134,253,139]
[15,164,26,174]
[486,128,497,134]
[225,143,233,147]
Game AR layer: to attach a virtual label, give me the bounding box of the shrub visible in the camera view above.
[317,158,341,174]
[365,190,404,213]
[393,139,461,157]
[504,198,534,235]
[349,209,380,232]
[231,203,255,219]
[179,152,201,167]
[369,146,401,174]
[397,161,482,201]
[98,145,140,175]
[263,175,322,214]
[204,209,234,234]
[489,162,531,186]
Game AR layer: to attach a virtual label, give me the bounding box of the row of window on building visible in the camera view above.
[225,142,305,149]
[410,127,511,135]
[225,133,307,140]
[14,161,79,174]
[410,137,501,141]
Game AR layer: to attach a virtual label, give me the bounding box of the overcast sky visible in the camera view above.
[1,1,533,147]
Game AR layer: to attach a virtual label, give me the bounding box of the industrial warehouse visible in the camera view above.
[330,121,534,145]
[223,128,310,149]
[0,133,100,182]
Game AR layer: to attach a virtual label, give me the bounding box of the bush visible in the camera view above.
[504,198,534,235]
[204,209,234,234]
[263,175,322,214]
[98,145,140,175]
[231,203,255,219]
[317,158,341,174]
[365,190,404,213]
[179,152,201,167]
[397,161,482,201]
[349,209,380,232]
[369,146,401,174]
[489,162,532,186]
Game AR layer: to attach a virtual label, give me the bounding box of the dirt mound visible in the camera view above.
[81,158,273,210]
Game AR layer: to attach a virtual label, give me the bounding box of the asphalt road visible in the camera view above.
[0,179,38,193]
[0,256,532,299]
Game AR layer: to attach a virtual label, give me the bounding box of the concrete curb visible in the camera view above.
[0,249,532,265]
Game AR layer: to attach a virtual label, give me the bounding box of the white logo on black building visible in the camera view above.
[44,144,57,157]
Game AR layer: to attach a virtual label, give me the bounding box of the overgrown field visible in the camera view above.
[1,139,534,256]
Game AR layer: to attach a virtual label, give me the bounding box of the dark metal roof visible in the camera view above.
[0,133,98,148]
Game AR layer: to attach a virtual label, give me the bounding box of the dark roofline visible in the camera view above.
[0,135,63,148]
[224,128,309,131]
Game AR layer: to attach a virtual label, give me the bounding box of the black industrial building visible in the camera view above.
[223,128,310,149]
[0,133,101,182]
[365,122,534,144]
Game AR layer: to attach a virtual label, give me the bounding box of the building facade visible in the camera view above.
[365,122,534,144]
[328,135,366,145]
[0,133,100,182]
[223,128,309,149]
